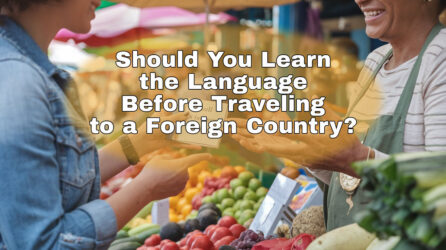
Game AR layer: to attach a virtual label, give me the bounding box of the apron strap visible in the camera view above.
[393,23,444,120]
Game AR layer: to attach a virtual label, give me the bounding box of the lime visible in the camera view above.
[216,188,231,203]
[202,196,213,204]
[243,190,257,202]
[233,186,248,200]
[238,171,255,186]
[230,178,244,190]
[248,178,262,191]
[221,198,235,210]
[256,187,268,198]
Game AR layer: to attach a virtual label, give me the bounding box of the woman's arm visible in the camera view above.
[98,113,198,183]
[106,154,211,229]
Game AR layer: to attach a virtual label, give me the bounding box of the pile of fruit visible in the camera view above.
[168,160,212,222]
[200,170,268,226]
[138,202,247,250]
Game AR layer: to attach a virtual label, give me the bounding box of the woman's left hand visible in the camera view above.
[231,110,370,177]
[129,112,201,157]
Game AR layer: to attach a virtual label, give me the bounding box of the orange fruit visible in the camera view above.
[181,204,193,217]
[234,166,247,174]
[220,166,238,179]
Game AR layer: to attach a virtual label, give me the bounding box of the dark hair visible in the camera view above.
[0,0,58,11]
[442,0,446,10]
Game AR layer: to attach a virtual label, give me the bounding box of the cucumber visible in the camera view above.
[110,237,139,246]
[116,230,129,239]
[128,223,159,237]
[108,241,142,250]
[134,227,161,244]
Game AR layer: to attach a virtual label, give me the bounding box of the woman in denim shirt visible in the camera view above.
[0,1,211,249]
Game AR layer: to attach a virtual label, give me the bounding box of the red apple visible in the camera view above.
[217,216,237,228]
[191,235,214,250]
[229,224,246,238]
[210,227,232,243]
[214,236,236,249]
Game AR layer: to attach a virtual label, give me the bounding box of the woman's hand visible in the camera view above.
[130,112,201,157]
[231,110,370,177]
[106,153,211,229]
[139,153,211,200]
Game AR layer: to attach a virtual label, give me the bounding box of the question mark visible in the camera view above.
[344,118,357,134]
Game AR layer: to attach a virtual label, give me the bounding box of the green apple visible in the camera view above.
[216,188,231,203]
[256,187,268,198]
[202,195,213,204]
[233,186,248,200]
[230,178,244,190]
[243,190,257,202]
[240,200,254,210]
[235,210,242,220]
[239,209,255,225]
[238,171,255,186]
[223,207,235,217]
[253,202,261,211]
[233,200,242,210]
[221,198,235,210]
[248,178,262,191]
[211,192,219,203]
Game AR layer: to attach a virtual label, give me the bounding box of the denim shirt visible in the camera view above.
[0,16,117,249]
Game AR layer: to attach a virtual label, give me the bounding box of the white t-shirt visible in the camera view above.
[312,28,446,184]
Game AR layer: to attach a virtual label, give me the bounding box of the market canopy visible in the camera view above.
[55,4,234,47]
[108,0,301,10]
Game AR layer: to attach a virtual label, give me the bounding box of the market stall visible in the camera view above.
[47,1,446,250]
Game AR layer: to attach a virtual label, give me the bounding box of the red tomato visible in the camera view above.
[191,235,214,250]
[178,237,187,247]
[214,235,236,249]
[160,239,173,247]
[291,234,316,250]
[210,227,232,243]
[217,216,237,228]
[161,242,180,250]
[145,234,162,247]
[204,225,218,236]
[229,224,246,238]
[146,247,160,250]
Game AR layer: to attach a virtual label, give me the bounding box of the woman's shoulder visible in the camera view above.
[363,44,392,71]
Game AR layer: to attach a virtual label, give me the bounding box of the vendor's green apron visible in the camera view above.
[324,24,444,231]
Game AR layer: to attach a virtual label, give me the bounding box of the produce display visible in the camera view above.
[138,214,247,250]
[353,152,446,249]
[199,170,269,226]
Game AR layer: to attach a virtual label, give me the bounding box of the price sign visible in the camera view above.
[249,174,300,236]
[152,198,170,227]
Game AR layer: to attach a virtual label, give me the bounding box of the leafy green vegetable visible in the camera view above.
[353,152,446,249]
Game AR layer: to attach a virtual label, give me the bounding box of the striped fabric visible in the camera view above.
[309,28,446,184]
[350,27,446,158]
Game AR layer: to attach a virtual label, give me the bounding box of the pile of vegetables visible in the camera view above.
[353,152,446,249]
